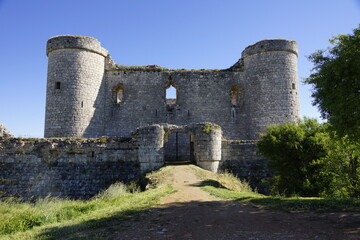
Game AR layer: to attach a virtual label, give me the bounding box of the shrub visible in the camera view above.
[257,118,330,196]
[258,118,360,198]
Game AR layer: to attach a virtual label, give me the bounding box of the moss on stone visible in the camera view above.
[202,123,221,134]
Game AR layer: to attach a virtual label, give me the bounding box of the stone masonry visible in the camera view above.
[44,35,300,140]
[0,36,301,199]
[0,138,139,199]
[0,125,268,199]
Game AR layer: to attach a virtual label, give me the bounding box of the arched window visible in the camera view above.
[166,76,177,105]
[230,86,241,106]
[115,86,124,103]
[166,84,177,105]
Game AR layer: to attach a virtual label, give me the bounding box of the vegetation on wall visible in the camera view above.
[202,123,221,134]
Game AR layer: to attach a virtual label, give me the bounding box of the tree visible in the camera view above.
[305,25,360,140]
[257,118,329,197]
[320,135,360,198]
[258,118,360,198]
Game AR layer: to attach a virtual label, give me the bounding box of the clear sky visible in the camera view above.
[0,0,359,137]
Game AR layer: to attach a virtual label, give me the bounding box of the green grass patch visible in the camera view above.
[201,185,360,212]
[0,182,174,240]
[190,165,253,193]
[190,164,360,212]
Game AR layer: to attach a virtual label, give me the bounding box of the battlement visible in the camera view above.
[46,35,108,57]
[241,39,298,58]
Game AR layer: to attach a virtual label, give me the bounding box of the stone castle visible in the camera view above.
[0,36,300,199]
[45,35,299,140]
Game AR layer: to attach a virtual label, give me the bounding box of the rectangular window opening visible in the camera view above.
[55,82,61,90]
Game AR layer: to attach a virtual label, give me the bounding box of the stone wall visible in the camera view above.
[220,140,271,193]
[101,38,299,140]
[135,125,165,173]
[0,123,274,198]
[104,70,249,140]
[0,138,139,199]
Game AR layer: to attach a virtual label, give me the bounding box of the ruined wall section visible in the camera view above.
[104,71,167,137]
[242,40,300,139]
[167,71,247,140]
[104,70,248,139]
[45,36,108,138]
[0,123,13,138]
[0,138,139,199]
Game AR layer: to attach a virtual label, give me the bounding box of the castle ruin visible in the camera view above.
[0,36,300,199]
[45,35,300,140]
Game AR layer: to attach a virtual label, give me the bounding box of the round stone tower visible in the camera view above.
[242,39,300,139]
[44,35,108,138]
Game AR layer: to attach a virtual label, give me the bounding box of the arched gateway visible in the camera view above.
[134,122,222,173]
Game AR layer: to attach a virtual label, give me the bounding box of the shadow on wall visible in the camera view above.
[83,75,107,138]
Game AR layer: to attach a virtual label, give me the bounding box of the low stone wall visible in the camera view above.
[0,138,139,199]
[219,140,271,193]
[0,135,271,199]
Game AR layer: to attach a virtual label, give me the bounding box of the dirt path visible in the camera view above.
[158,165,220,204]
[114,165,359,240]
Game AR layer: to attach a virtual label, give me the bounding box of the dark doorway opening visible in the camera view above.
[164,133,194,165]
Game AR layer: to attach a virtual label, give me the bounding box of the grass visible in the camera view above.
[190,165,253,193]
[202,186,360,212]
[145,165,175,188]
[1,165,359,239]
[192,166,360,212]
[190,165,360,212]
[0,176,175,239]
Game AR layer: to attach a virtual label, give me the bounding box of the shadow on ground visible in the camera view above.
[37,199,359,240]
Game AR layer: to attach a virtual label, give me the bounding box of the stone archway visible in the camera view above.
[134,123,222,173]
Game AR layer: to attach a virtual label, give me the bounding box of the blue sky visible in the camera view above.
[0,0,359,137]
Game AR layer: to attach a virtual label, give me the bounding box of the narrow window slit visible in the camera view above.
[230,86,242,107]
[115,86,124,103]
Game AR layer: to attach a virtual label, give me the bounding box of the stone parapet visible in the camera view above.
[46,35,108,57]
[242,39,298,58]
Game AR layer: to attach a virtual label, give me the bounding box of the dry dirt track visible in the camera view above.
[113,165,360,240]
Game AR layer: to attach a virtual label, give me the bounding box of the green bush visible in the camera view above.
[319,135,360,198]
[257,118,360,198]
[257,118,329,197]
